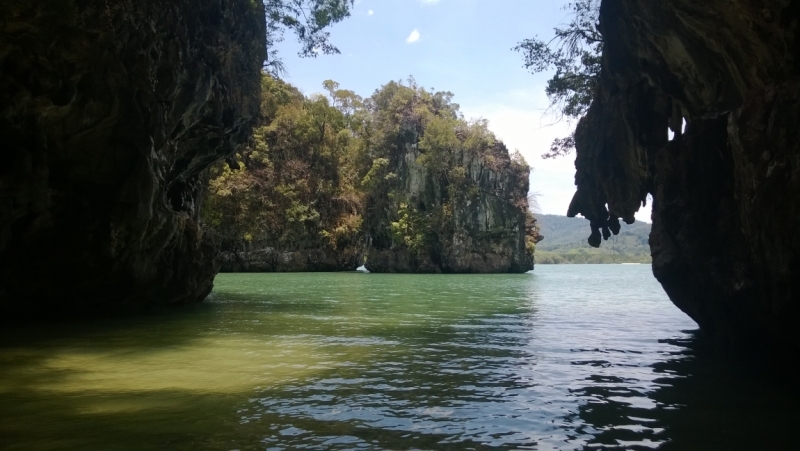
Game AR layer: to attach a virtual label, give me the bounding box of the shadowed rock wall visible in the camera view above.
[0,0,265,315]
[220,248,361,273]
[569,0,799,351]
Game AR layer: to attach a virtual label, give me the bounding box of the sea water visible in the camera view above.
[1,266,797,450]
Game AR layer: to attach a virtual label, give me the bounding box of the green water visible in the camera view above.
[1,266,797,450]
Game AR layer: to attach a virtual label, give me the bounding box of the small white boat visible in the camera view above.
[356,265,370,273]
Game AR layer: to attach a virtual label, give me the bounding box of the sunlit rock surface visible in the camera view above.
[569,0,800,350]
[366,143,535,274]
[219,138,538,274]
[0,0,265,314]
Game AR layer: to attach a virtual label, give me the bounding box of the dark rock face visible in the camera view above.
[366,143,535,274]
[569,0,800,350]
[220,248,360,273]
[0,0,265,315]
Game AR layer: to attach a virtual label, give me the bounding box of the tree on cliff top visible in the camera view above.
[264,0,354,74]
[514,0,601,158]
[203,77,537,264]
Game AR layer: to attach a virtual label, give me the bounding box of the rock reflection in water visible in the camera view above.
[566,335,799,451]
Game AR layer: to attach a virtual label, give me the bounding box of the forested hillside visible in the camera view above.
[201,76,364,271]
[201,76,539,272]
[535,214,651,264]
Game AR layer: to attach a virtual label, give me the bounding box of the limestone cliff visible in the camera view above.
[365,142,536,274]
[219,248,360,273]
[203,76,365,273]
[0,0,265,315]
[569,0,800,351]
[218,137,537,274]
[205,79,539,274]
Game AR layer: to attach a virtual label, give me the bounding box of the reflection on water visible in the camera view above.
[0,266,798,450]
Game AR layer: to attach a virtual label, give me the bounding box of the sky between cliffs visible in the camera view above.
[275,0,653,223]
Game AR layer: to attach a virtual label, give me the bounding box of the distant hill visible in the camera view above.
[534,214,652,264]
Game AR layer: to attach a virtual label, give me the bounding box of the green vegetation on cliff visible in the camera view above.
[202,76,362,266]
[201,75,539,272]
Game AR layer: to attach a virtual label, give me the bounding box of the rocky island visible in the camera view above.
[204,78,539,274]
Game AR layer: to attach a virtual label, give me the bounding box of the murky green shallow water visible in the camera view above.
[1,266,798,450]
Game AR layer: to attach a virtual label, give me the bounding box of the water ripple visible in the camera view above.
[2,267,799,450]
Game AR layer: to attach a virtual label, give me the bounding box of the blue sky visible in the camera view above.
[274,0,652,222]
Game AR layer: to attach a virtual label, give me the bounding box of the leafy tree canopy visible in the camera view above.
[203,76,538,262]
[513,0,601,158]
[264,0,355,74]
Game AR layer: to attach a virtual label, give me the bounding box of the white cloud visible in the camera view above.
[421,0,440,3]
[460,99,652,223]
[367,9,374,16]
[406,29,421,43]
[460,99,572,213]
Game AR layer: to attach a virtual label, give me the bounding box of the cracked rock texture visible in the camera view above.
[569,0,800,351]
[366,142,536,274]
[220,248,360,273]
[0,0,265,315]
